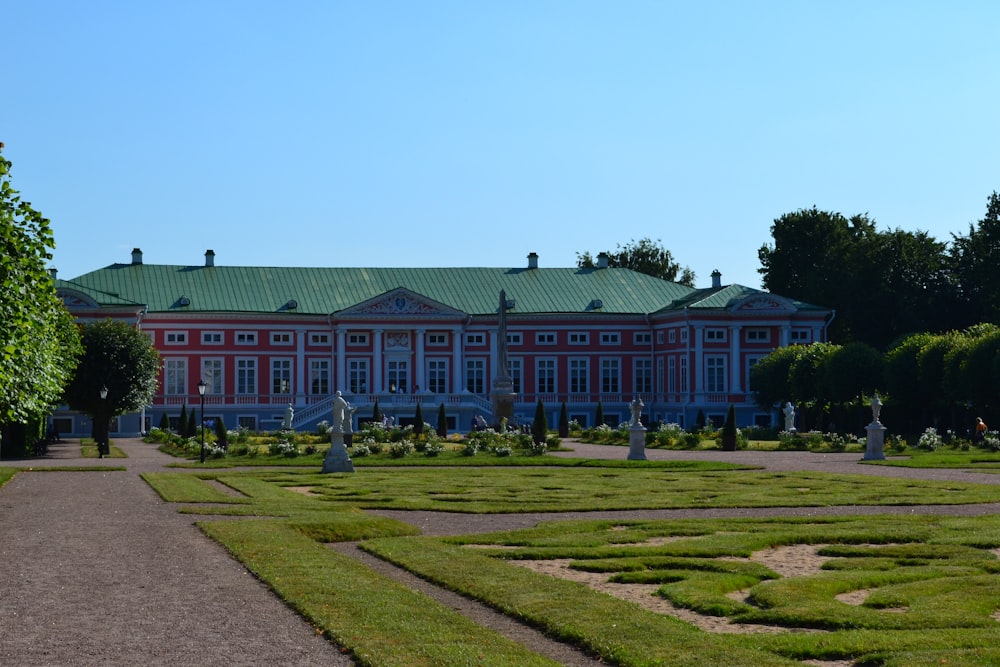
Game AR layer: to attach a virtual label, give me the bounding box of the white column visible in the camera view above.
[729,325,741,394]
[295,328,307,399]
[693,325,704,394]
[336,329,346,392]
[454,327,465,392]
[415,329,426,391]
[373,329,384,393]
[780,325,791,347]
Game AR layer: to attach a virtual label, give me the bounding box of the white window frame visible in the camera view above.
[600,332,620,346]
[271,358,293,394]
[465,333,485,346]
[427,358,449,393]
[536,358,556,394]
[465,358,485,394]
[427,332,448,346]
[634,358,652,395]
[201,358,223,394]
[791,329,811,343]
[705,328,726,343]
[668,329,676,344]
[310,333,330,345]
[680,328,688,343]
[310,359,330,395]
[634,332,651,345]
[745,328,770,343]
[679,356,688,393]
[236,358,257,395]
[536,332,556,345]
[164,358,186,395]
[705,355,727,393]
[667,357,676,393]
[165,331,187,345]
[509,357,522,393]
[271,332,293,345]
[569,358,589,394]
[568,332,589,345]
[235,331,257,345]
[507,332,522,346]
[348,359,368,394]
[201,331,223,345]
[348,333,369,346]
[600,358,620,393]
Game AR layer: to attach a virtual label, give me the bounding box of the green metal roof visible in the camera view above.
[58,263,702,316]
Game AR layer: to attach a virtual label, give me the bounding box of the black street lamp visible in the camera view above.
[98,385,108,458]
[197,379,207,463]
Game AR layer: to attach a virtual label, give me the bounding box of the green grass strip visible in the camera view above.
[360,537,794,666]
[199,519,563,667]
[0,466,16,488]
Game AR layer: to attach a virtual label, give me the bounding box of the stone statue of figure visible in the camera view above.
[629,397,644,427]
[282,404,294,430]
[871,394,882,424]
[783,402,796,432]
[331,391,352,433]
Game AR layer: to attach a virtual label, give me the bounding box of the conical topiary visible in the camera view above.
[722,404,737,451]
[532,399,548,444]
[436,403,447,437]
[178,404,188,436]
[413,402,424,435]
[558,402,569,438]
[595,401,604,428]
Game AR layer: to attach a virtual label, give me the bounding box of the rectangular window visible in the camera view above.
[536,332,556,345]
[601,358,620,393]
[536,358,556,394]
[238,415,257,431]
[667,357,676,393]
[348,359,368,394]
[348,333,369,346]
[165,331,187,345]
[746,356,763,391]
[427,333,448,346]
[658,331,665,344]
[634,358,652,395]
[569,358,589,394]
[600,332,620,345]
[164,358,186,395]
[427,359,448,393]
[705,328,726,342]
[568,332,589,345]
[201,331,223,345]
[310,333,330,345]
[791,329,811,343]
[706,356,726,393]
[201,359,223,394]
[387,360,409,393]
[271,359,292,394]
[656,357,664,393]
[507,332,522,346]
[466,359,485,394]
[465,333,485,346]
[310,360,330,395]
[680,329,688,343]
[745,328,770,343]
[271,332,293,345]
[236,331,257,345]
[668,329,676,344]
[634,332,651,345]
[236,358,257,395]
[679,356,688,393]
[509,358,522,393]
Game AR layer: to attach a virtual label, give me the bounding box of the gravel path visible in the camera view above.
[3,438,998,666]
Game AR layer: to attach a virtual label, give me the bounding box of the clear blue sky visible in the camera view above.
[5,1,999,288]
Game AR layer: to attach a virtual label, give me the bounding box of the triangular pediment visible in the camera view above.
[336,288,466,319]
[729,293,798,314]
[57,288,101,309]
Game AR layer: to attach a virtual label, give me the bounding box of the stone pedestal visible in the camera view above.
[322,432,355,473]
[863,421,886,461]
[627,425,647,460]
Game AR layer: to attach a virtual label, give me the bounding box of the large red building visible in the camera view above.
[53,249,831,437]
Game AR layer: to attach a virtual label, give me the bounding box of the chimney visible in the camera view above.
[48,267,58,280]
[711,269,722,288]
[131,248,143,265]
[597,252,609,269]
[205,249,215,267]
[527,252,538,269]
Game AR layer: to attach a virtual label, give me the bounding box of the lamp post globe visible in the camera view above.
[98,386,109,458]
[197,379,207,463]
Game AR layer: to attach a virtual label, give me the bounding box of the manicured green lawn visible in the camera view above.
[868,449,1000,470]
[142,462,1000,666]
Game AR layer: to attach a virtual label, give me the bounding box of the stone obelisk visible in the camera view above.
[491,289,516,427]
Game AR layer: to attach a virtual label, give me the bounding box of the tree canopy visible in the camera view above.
[577,237,695,286]
[62,319,160,420]
[0,143,81,424]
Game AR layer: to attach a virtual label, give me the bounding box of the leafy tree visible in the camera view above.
[788,342,838,430]
[885,332,937,432]
[62,319,160,437]
[950,192,1000,326]
[558,401,569,438]
[823,342,884,431]
[750,344,807,413]
[413,401,424,435]
[0,144,82,453]
[158,412,169,431]
[436,403,447,437]
[577,237,695,286]
[532,400,547,444]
